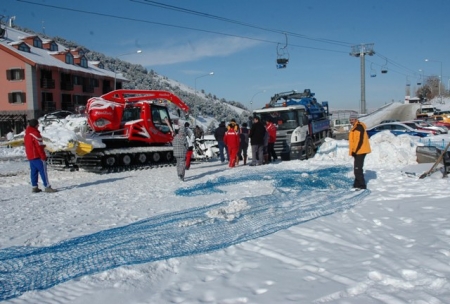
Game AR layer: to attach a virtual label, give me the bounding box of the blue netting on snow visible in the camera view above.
[0,165,369,301]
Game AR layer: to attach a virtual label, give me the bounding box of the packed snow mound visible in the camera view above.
[315,131,420,167]
[40,115,105,150]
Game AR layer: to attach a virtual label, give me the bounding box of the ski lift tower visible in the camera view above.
[350,43,375,114]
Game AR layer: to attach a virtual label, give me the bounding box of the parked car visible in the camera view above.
[380,119,400,124]
[366,122,433,138]
[412,120,448,134]
[429,115,450,128]
[401,121,440,135]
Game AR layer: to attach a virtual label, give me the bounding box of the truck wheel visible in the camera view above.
[136,153,147,164]
[165,151,173,162]
[305,139,315,159]
[121,154,132,166]
[104,155,116,167]
[151,152,161,163]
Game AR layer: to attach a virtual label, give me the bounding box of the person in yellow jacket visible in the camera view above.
[348,113,371,190]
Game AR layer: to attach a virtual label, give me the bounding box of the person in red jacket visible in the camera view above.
[24,119,57,193]
[265,118,278,163]
[223,121,240,167]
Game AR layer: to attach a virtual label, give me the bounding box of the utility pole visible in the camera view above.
[350,44,375,114]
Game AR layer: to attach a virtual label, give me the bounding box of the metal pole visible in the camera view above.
[440,62,443,104]
[250,90,266,112]
[360,48,366,114]
[194,72,214,126]
[113,50,142,90]
[350,43,374,115]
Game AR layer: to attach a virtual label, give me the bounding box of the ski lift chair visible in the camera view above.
[276,33,289,69]
[381,60,388,74]
[276,58,289,69]
[370,63,377,77]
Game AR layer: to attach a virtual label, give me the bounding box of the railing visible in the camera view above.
[83,84,94,93]
[60,82,74,91]
[40,78,55,89]
[418,138,449,149]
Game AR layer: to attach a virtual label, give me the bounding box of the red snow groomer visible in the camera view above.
[49,90,189,172]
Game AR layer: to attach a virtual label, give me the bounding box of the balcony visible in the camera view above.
[60,82,74,91]
[42,100,56,112]
[82,84,94,93]
[40,78,55,89]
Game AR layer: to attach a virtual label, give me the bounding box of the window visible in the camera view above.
[80,56,88,68]
[122,107,141,122]
[33,37,43,48]
[73,75,82,85]
[65,53,74,64]
[8,92,26,104]
[49,42,58,51]
[18,43,30,52]
[61,94,73,111]
[6,69,25,81]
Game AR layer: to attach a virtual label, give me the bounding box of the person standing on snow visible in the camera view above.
[173,126,189,181]
[249,116,266,166]
[6,129,14,148]
[348,113,371,190]
[238,122,250,165]
[24,119,57,193]
[214,121,228,163]
[184,122,195,170]
[223,121,240,167]
[265,118,278,163]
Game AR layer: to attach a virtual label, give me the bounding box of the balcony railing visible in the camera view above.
[60,82,74,91]
[42,101,56,112]
[82,84,94,93]
[40,78,55,89]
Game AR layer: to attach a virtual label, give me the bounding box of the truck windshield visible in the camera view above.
[260,110,301,130]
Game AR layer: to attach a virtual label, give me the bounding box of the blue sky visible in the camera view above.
[3,0,450,111]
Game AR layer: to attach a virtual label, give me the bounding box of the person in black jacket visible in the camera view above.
[249,116,266,166]
[214,121,228,163]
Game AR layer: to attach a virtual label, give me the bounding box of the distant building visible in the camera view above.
[0,25,124,136]
[404,96,421,104]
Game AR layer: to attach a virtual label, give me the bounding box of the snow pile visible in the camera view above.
[315,131,420,167]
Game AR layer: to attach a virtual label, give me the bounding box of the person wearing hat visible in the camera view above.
[24,119,57,193]
[348,113,371,190]
[173,125,189,181]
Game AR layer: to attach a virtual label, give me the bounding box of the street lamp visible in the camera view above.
[194,72,214,126]
[425,58,443,104]
[113,50,142,90]
[250,90,266,112]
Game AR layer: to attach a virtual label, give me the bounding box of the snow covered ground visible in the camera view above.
[1,100,450,303]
